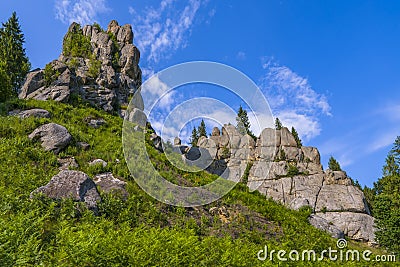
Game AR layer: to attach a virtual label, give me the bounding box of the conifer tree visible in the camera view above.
[328,156,341,171]
[190,127,199,147]
[236,105,256,139]
[0,12,30,95]
[291,127,302,148]
[198,119,207,138]
[0,64,12,102]
[275,117,283,130]
[372,136,400,254]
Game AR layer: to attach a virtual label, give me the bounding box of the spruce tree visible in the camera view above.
[0,12,30,94]
[0,64,12,102]
[328,156,341,171]
[190,127,199,147]
[198,119,207,138]
[291,127,302,148]
[236,105,256,139]
[373,136,400,255]
[275,117,283,130]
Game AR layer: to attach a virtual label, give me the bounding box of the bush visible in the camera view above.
[88,55,101,78]
[62,24,92,58]
[43,63,60,87]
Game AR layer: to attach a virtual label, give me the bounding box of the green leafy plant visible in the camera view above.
[62,23,92,58]
[43,63,60,87]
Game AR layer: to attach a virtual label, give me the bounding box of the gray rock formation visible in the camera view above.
[9,108,51,119]
[190,126,376,243]
[308,214,344,239]
[89,159,108,167]
[19,20,142,114]
[30,170,101,211]
[58,157,79,170]
[28,123,72,154]
[93,172,128,199]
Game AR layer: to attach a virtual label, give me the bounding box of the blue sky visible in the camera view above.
[1,0,400,187]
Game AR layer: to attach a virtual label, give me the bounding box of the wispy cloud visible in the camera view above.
[236,51,246,60]
[129,0,207,67]
[259,57,331,141]
[54,0,109,25]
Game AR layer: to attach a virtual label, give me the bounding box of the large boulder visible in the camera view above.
[316,212,376,243]
[30,170,101,211]
[19,20,142,114]
[28,123,72,154]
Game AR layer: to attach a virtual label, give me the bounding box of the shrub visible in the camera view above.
[88,55,101,79]
[62,24,92,58]
[43,63,60,87]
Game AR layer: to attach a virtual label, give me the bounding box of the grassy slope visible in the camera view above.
[0,99,390,266]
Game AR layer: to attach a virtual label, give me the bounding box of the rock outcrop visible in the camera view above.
[30,170,101,211]
[9,108,51,119]
[190,126,376,243]
[93,172,128,199]
[19,20,142,114]
[29,123,72,154]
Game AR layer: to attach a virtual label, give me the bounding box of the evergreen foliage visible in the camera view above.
[291,126,302,148]
[371,136,400,255]
[43,63,60,87]
[328,156,342,171]
[0,65,12,102]
[190,127,199,147]
[236,105,256,140]
[275,117,282,130]
[198,119,207,138]
[62,23,92,58]
[0,12,30,95]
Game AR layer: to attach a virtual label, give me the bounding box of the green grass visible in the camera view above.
[0,98,392,266]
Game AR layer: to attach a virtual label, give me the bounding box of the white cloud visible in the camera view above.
[129,0,206,66]
[259,57,331,141]
[54,0,109,25]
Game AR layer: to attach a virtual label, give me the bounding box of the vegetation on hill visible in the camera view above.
[0,98,386,266]
[363,136,400,256]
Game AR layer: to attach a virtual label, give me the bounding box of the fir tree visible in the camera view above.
[328,156,341,171]
[198,119,207,138]
[372,136,400,255]
[0,64,12,102]
[275,118,283,130]
[0,12,30,94]
[236,105,256,139]
[190,127,199,147]
[291,127,302,148]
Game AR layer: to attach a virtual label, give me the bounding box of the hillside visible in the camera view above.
[0,16,397,265]
[0,98,390,266]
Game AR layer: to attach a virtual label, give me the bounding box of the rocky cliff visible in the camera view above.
[19,20,142,114]
[179,125,376,244]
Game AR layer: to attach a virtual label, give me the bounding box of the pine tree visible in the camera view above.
[0,12,30,94]
[236,105,256,139]
[328,156,341,171]
[198,119,207,138]
[372,136,400,254]
[190,127,199,147]
[0,63,12,102]
[291,127,302,148]
[275,118,283,130]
